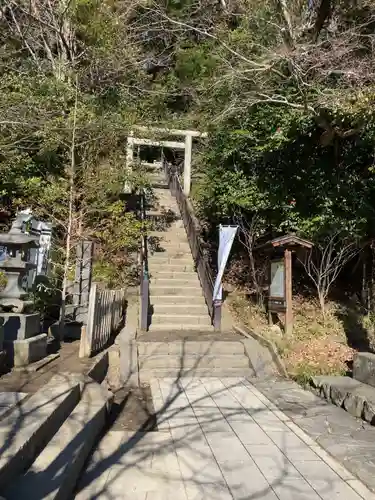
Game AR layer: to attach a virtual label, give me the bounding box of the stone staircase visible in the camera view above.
[147,174,214,333]
[137,337,256,381]
[137,162,256,380]
[0,372,112,499]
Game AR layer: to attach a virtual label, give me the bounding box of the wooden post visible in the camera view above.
[284,248,293,335]
[213,300,222,331]
[80,282,97,358]
[183,134,192,196]
[74,240,93,323]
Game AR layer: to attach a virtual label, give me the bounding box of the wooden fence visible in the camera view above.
[79,283,126,358]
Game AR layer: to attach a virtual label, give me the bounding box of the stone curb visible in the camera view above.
[234,324,289,378]
[310,375,375,425]
[12,352,60,373]
[85,351,109,384]
[116,299,139,387]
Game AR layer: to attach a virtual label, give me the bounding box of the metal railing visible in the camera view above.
[163,155,221,330]
[139,189,149,331]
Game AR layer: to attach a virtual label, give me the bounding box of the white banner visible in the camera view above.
[213,225,238,302]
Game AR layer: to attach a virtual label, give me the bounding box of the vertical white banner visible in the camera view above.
[213,225,238,302]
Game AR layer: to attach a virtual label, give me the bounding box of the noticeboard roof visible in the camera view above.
[255,233,313,251]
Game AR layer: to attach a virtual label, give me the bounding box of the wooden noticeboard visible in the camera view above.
[270,259,285,299]
[269,258,286,313]
[256,234,313,335]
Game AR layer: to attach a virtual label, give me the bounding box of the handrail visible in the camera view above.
[162,155,221,330]
[139,189,149,331]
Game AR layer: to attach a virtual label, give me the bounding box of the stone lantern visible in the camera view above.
[0,214,47,367]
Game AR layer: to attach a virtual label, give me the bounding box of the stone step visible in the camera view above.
[148,239,191,252]
[150,295,206,305]
[169,220,185,228]
[152,206,177,212]
[149,173,167,180]
[0,393,28,421]
[153,190,174,197]
[153,194,176,201]
[139,367,255,382]
[150,286,203,296]
[150,208,180,217]
[148,254,192,262]
[154,242,191,250]
[148,196,177,205]
[152,304,208,316]
[148,263,195,272]
[151,271,198,279]
[149,229,187,236]
[151,181,169,189]
[146,210,181,219]
[149,173,167,181]
[148,222,185,233]
[149,219,185,229]
[4,380,113,500]
[152,192,175,200]
[151,278,201,287]
[149,238,189,247]
[137,341,245,356]
[154,200,178,208]
[148,323,213,332]
[0,375,81,490]
[151,313,211,326]
[141,161,163,168]
[148,232,188,241]
[138,354,250,370]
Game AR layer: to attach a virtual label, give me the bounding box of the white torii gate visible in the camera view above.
[125,126,207,196]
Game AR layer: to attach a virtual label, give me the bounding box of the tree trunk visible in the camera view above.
[59,79,78,337]
[314,0,333,41]
[275,0,295,48]
[319,292,326,319]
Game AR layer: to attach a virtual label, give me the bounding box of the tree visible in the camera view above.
[235,213,268,306]
[300,233,360,317]
[0,1,157,331]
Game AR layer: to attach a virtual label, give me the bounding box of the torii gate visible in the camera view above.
[125,126,207,196]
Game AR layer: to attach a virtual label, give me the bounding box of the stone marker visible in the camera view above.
[0,214,47,368]
[13,333,47,367]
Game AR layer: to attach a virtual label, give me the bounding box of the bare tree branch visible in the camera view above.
[300,232,360,316]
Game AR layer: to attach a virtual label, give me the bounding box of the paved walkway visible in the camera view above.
[76,377,375,500]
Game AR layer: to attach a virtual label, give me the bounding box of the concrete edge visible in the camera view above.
[12,353,60,374]
[117,299,139,387]
[85,351,109,385]
[57,372,114,414]
[234,324,289,379]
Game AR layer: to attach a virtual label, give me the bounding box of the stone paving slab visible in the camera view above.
[251,377,375,493]
[0,392,27,419]
[75,377,375,500]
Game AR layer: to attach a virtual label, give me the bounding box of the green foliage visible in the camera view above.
[2,0,375,292]
[0,2,149,288]
[195,100,375,242]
